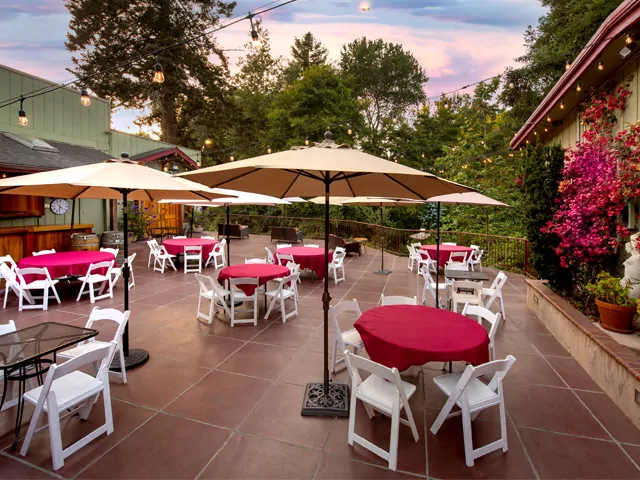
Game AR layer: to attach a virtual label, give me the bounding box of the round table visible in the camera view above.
[18,251,115,282]
[218,264,289,295]
[354,305,490,371]
[276,247,333,279]
[420,244,474,268]
[163,238,218,259]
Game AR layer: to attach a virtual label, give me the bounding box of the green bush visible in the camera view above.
[586,272,639,312]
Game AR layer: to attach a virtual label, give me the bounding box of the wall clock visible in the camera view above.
[50,198,70,215]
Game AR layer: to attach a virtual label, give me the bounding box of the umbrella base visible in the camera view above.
[110,348,150,371]
[301,382,349,417]
[374,269,392,275]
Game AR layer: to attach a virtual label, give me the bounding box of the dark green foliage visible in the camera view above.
[521,144,573,293]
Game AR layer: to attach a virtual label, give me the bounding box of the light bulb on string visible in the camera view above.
[508,82,515,89]
[204,138,212,146]
[576,81,582,93]
[267,145,272,154]
[360,2,370,11]
[18,96,28,127]
[546,115,552,123]
[347,124,353,136]
[626,33,634,45]
[153,57,165,83]
[560,98,565,109]
[565,59,571,70]
[421,153,425,158]
[305,136,310,146]
[229,153,235,162]
[598,61,604,71]
[249,15,261,48]
[544,126,549,132]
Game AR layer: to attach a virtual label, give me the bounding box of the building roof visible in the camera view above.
[0,132,112,172]
[129,146,199,170]
[511,0,640,149]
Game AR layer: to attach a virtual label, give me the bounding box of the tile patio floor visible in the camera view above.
[1,234,640,479]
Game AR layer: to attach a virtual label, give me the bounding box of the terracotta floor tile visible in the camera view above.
[164,370,271,428]
[240,383,334,449]
[519,427,640,479]
[199,432,322,479]
[205,318,269,341]
[162,333,244,368]
[217,342,297,380]
[575,390,640,444]
[78,413,229,479]
[278,350,350,387]
[504,353,564,387]
[0,455,55,479]
[251,322,316,349]
[315,455,417,479]
[506,383,608,438]
[525,333,571,357]
[545,355,601,391]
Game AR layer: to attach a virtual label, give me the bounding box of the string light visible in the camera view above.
[229,153,235,161]
[1,173,5,179]
[163,163,169,172]
[598,60,604,71]
[249,14,260,48]
[18,96,27,127]
[204,138,212,146]
[267,145,272,154]
[546,115,552,123]
[80,88,91,107]
[626,33,634,45]
[560,98,565,109]
[544,126,549,132]
[347,124,353,135]
[360,2,371,11]
[421,153,425,158]
[153,57,165,83]
[565,59,571,70]
[576,81,582,92]
[533,130,538,136]
[305,136,310,146]
[508,82,515,89]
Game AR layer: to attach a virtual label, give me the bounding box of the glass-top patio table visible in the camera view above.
[0,322,98,449]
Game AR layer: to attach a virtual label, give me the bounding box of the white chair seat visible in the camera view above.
[24,371,102,411]
[25,279,59,289]
[232,289,255,301]
[59,340,112,359]
[434,373,500,408]
[265,288,295,300]
[200,289,214,300]
[79,274,109,283]
[481,287,492,296]
[342,329,364,347]
[357,374,417,411]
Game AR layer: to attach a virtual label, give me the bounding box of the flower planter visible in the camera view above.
[595,299,636,334]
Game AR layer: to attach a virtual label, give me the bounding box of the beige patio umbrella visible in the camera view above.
[0,156,231,369]
[179,132,474,417]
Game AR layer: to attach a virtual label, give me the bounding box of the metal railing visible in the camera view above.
[229,213,533,276]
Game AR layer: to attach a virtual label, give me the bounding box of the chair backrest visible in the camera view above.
[85,260,115,276]
[276,243,292,250]
[406,244,416,257]
[0,255,17,271]
[195,273,216,293]
[330,298,362,338]
[419,264,436,284]
[0,320,16,336]
[334,246,346,256]
[442,242,457,246]
[410,242,422,250]
[488,271,508,292]
[419,249,432,261]
[245,258,267,264]
[462,303,502,341]
[276,253,294,265]
[265,247,275,264]
[86,307,130,343]
[279,273,299,293]
[219,238,227,247]
[173,236,187,239]
[304,244,320,248]
[381,294,418,306]
[230,277,260,291]
[472,249,484,262]
[451,281,482,304]
[332,249,346,266]
[100,247,119,258]
[470,244,480,251]
[16,267,55,285]
[184,245,202,255]
[451,356,516,404]
[285,261,300,277]
[449,251,468,263]
[32,249,56,256]
[124,252,137,267]
[0,263,19,287]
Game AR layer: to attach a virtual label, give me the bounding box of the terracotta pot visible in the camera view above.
[595,299,636,334]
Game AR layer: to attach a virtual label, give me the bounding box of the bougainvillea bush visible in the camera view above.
[543,84,640,284]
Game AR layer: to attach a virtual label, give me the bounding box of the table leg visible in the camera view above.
[0,374,8,413]
[11,365,26,450]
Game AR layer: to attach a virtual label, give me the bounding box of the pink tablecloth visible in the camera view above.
[163,238,218,259]
[276,247,333,280]
[18,251,115,281]
[218,264,289,295]
[420,245,474,268]
[355,305,489,371]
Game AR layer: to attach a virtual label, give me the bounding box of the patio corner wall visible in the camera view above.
[527,279,640,431]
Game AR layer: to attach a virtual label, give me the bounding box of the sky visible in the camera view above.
[0,0,546,134]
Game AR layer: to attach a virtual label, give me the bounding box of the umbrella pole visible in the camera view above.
[69,198,76,238]
[189,206,195,238]
[374,205,391,275]
[112,190,149,371]
[226,204,231,265]
[435,202,441,309]
[301,173,349,417]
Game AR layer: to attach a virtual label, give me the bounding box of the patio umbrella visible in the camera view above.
[179,132,473,417]
[0,156,230,369]
[426,192,510,308]
[339,197,424,275]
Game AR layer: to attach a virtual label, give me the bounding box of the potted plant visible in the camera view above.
[586,272,639,333]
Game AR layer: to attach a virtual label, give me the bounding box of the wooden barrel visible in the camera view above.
[100,231,125,262]
[70,233,99,252]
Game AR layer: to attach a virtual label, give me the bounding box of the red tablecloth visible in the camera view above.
[355,305,490,371]
[276,247,333,279]
[420,245,474,268]
[218,264,289,295]
[18,251,115,282]
[163,238,218,258]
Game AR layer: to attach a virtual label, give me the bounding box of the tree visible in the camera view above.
[280,32,329,85]
[65,0,234,144]
[339,37,428,148]
[267,64,362,151]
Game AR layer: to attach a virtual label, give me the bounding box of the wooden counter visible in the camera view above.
[0,224,93,261]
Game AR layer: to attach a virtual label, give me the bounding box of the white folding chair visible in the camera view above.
[265,247,275,264]
[330,299,364,374]
[344,351,420,471]
[32,249,56,256]
[329,250,346,285]
[245,258,267,264]
[407,244,420,272]
[0,255,17,271]
[381,294,418,306]
[276,243,292,250]
[450,280,482,313]
[285,261,302,287]
[99,247,119,258]
[6,267,60,311]
[442,242,457,246]
[446,251,469,271]
[418,249,438,274]
[173,235,187,239]
[275,252,294,266]
[184,245,202,274]
[0,320,19,411]
[469,249,484,272]
[111,253,136,290]
[304,244,320,248]
[146,239,159,267]
[430,355,516,467]
[264,273,299,322]
[195,274,221,324]
[230,278,259,327]
[153,245,177,273]
[483,271,508,320]
[205,239,226,270]
[462,303,501,361]
[58,307,130,384]
[20,342,117,471]
[419,265,449,307]
[76,261,115,304]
